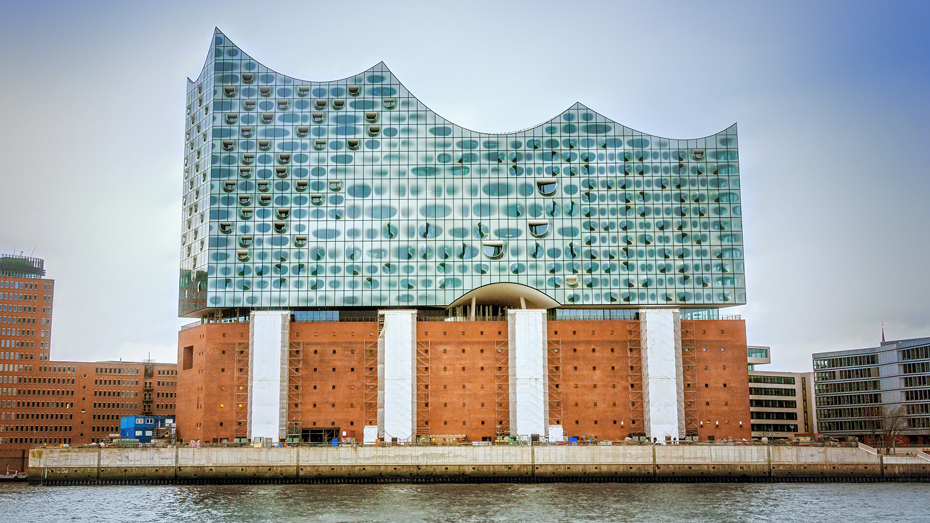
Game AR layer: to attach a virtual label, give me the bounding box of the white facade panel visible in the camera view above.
[248,311,289,442]
[641,309,683,442]
[508,310,548,438]
[380,310,416,442]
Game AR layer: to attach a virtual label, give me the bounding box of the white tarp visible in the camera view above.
[641,309,683,442]
[380,310,416,442]
[508,309,547,438]
[363,425,378,444]
[549,424,564,442]
[248,311,289,442]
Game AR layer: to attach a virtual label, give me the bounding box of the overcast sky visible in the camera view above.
[1,0,927,370]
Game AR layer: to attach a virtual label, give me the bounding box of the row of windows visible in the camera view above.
[94,390,138,398]
[156,381,176,387]
[95,379,138,387]
[816,368,876,381]
[814,354,878,370]
[0,281,45,291]
[0,341,37,349]
[817,406,880,420]
[749,387,796,397]
[750,411,797,420]
[910,417,930,428]
[157,369,178,376]
[905,404,930,415]
[156,403,175,411]
[0,292,40,301]
[0,424,72,433]
[748,375,795,385]
[819,420,873,432]
[157,392,177,399]
[750,399,797,409]
[815,381,879,394]
[2,412,72,421]
[0,400,70,409]
[902,362,930,374]
[1,388,73,397]
[903,375,929,388]
[0,436,69,446]
[38,365,74,374]
[0,328,35,336]
[815,393,880,407]
[93,402,138,410]
[95,367,140,375]
[750,423,798,433]
[901,345,930,361]
[904,389,930,401]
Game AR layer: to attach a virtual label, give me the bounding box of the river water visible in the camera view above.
[2,482,927,522]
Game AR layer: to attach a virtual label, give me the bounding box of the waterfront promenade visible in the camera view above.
[28,444,930,484]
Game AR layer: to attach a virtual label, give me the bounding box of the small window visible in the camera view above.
[273,222,287,234]
[347,139,360,150]
[315,99,327,110]
[222,181,236,193]
[278,153,291,164]
[565,275,579,287]
[237,194,251,206]
[296,126,309,137]
[295,180,309,192]
[536,178,558,196]
[242,152,255,164]
[239,166,252,178]
[311,112,324,123]
[259,86,271,97]
[236,250,249,262]
[275,166,288,178]
[332,99,345,109]
[482,241,504,259]
[528,220,550,238]
[241,73,254,84]
[261,113,274,124]
[243,100,255,110]
[297,85,310,96]
[294,235,308,247]
[382,98,395,110]
[256,180,270,192]
[225,113,238,124]
[276,99,289,110]
[368,125,380,137]
[222,140,235,151]
[329,180,342,192]
[223,86,236,97]
[239,208,253,220]
[310,194,324,206]
[218,222,233,234]
[314,139,327,151]
[276,208,290,220]
[238,235,253,248]
[258,140,270,151]
[365,112,378,122]
[348,85,360,96]
[240,126,252,138]
[259,194,272,206]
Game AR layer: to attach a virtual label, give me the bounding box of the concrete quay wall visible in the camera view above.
[28,445,930,485]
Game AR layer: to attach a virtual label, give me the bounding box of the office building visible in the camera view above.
[746,346,817,439]
[178,29,750,445]
[0,253,177,472]
[813,337,930,445]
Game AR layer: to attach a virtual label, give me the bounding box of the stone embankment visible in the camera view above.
[28,444,930,485]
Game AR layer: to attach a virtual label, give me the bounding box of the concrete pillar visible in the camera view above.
[378,310,416,442]
[247,311,290,442]
[640,309,684,442]
[507,309,548,439]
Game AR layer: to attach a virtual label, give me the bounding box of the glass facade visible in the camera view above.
[179,30,745,317]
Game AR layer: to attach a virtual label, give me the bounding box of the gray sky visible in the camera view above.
[1,0,927,371]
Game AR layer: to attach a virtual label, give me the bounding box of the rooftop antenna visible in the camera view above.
[30,247,36,256]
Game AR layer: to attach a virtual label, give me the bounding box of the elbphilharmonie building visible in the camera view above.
[177,29,751,446]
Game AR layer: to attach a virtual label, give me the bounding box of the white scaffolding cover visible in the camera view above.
[641,309,683,441]
[508,310,548,438]
[379,310,416,442]
[248,311,289,442]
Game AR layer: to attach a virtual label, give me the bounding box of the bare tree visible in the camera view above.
[880,405,908,453]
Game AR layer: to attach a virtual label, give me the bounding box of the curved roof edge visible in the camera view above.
[193,28,737,142]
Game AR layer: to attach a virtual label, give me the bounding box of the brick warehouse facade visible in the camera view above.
[177,318,750,444]
[0,253,177,472]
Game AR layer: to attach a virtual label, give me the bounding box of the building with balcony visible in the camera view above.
[177,29,750,446]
